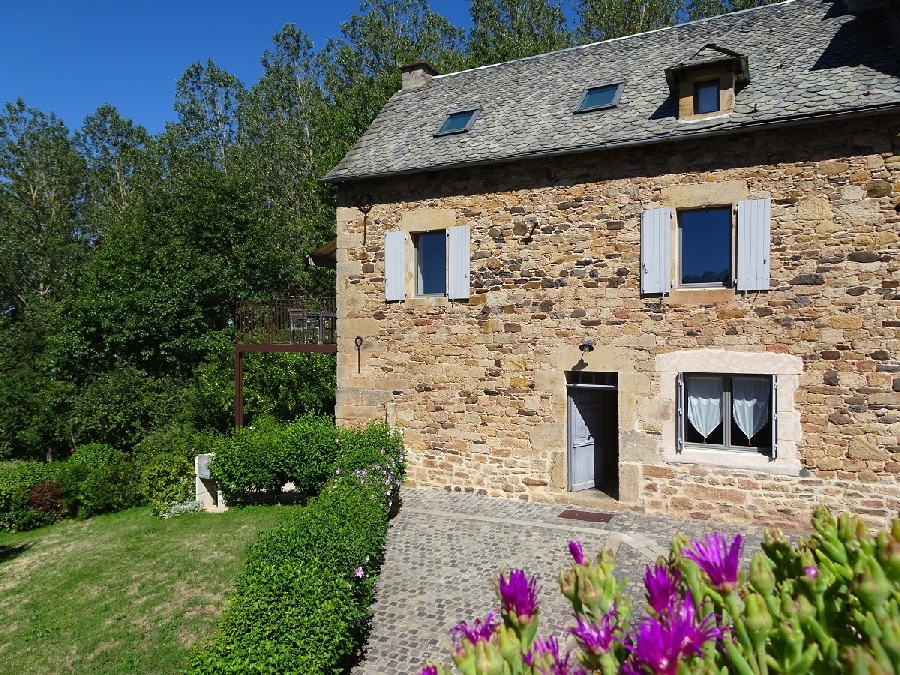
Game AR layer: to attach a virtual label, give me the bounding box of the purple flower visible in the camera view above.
[625,591,725,675]
[568,541,585,565]
[684,533,743,592]
[497,569,540,622]
[449,610,499,653]
[355,566,364,578]
[526,636,587,675]
[804,566,818,581]
[418,666,438,675]
[568,610,618,655]
[644,563,681,614]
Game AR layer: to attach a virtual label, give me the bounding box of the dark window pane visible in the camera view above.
[680,208,731,286]
[694,80,719,114]
[418,232,446,295]
[580,84,619,110]
[438,111,474,134]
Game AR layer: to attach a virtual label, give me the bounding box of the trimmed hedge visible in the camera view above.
[210,415,338,505]
[189,421,405,675]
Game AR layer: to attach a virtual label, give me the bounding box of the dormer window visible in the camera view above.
[575,81,624,113]
[434,108,480,136]
[694,80,720,115]
[664,44,749,122]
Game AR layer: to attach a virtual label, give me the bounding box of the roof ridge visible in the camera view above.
[432,0,799,81]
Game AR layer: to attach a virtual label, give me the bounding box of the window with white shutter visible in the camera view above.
[640,208,672,295]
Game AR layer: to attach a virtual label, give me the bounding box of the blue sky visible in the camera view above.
[1,1,474,134]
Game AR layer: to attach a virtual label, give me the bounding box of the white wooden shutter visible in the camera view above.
[676,372,684,452]
[384,231,406,301]
[641,208,672,295]
[447,225,470,300]
[771,375,778,459]
[736,198,771,291]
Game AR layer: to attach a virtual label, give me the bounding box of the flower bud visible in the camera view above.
[744,593,773,644]
[749,553,776,597]
[855,559,892,611]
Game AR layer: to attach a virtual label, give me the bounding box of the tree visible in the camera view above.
[75,104,149,217]
[685,0,776,22]
[574,0,681,43]
[0,99,87,318]
[466,0,572,67]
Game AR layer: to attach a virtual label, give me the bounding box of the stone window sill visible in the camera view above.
[405,296,450,308]
[661,446,801,476]
[665,287,735,306]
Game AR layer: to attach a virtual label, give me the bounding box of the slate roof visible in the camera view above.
[324,0,900,183]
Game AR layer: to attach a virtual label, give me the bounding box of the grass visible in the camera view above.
[0,505,293,675]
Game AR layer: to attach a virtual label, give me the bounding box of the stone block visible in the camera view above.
[848,438,889,461]
[684,484,747,504]
[660,180,749,209]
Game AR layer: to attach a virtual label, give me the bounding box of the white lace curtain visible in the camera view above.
[732,377,770,444]
[686,377,723,441]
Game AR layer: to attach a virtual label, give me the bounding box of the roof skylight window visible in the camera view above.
[434,108,480,136]
[575,81,624,113]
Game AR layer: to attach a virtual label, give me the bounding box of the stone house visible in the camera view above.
[323,0,900,528]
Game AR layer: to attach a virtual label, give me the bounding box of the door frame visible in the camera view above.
[566,375,618,493]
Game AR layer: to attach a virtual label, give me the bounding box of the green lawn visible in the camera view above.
[0,505,292,675]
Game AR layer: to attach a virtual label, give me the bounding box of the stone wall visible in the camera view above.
[335,114,900,528]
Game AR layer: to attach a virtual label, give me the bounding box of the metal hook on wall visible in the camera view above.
[354,335,363,374]
[355,194,373,246]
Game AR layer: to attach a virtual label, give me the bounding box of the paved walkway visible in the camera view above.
[353,488,771,675]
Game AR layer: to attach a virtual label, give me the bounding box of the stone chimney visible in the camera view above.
[399,61,439,91]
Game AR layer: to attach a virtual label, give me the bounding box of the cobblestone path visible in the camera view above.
[353,488,775,675]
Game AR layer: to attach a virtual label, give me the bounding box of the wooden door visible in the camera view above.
[568,390,604,491]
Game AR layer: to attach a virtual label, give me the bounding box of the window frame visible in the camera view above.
[433,108,481,137]
[677,206,734,289]
[680,373,774,455]
[414,230,447,296]
[574,80,625,114]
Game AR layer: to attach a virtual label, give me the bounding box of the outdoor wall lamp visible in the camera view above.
[579,339,595,353]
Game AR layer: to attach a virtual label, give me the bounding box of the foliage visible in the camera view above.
[467,0,572,66]
[209,415,338,504]
[0,460,59,531]
[419,507,900,675]
[574,0,681,42]
[28,479,65,519]
[189,445,406,675]
[140,452,195,516]
[335,421,406,479]
[68,442,122,469]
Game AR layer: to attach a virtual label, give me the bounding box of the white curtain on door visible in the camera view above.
[732,377,770,444]
[686,377,723,441]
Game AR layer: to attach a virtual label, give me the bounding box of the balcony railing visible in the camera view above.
[235,297,336,345]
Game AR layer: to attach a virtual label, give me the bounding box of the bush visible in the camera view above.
[335,422,405,481]
[77,463,140,517]
[69,443,121,469]
[189,435,406,674]
[28,480,65,519]
[141,452,194,515]
[210,415,337,505]
[189,561,365,674]
[0,461,58,531]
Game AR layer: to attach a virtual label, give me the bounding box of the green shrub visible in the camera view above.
[132,423,201,468]
[335,422,405,482]
[210,415,337,505]
[69,443,121,469]
[0,461,59,532]
[190,438,407,674]
[77,463,140,516]
[188,561,364,675]
[141,452,194,515]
